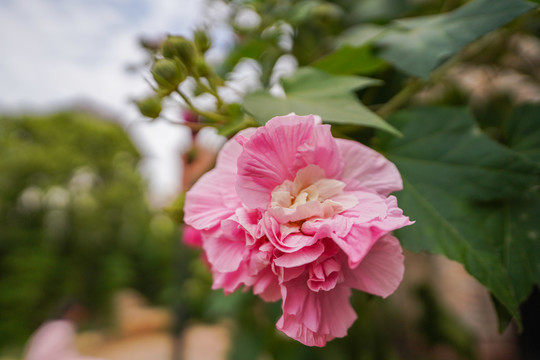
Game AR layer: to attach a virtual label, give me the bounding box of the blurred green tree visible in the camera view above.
[0,111,177,349]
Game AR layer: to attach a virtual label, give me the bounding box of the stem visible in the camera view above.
[160,116,216,130]
[195,78,224,108]
[376,79,424,119]
[375,31,476,119]
[182,121,216,131]
[175,89,228,123]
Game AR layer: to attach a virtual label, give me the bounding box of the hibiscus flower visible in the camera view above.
[184,114,413,346]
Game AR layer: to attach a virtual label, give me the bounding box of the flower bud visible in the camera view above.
[136,96,162,119]
[182,110,199,123]
[194,29,211,53]
[162,36,197,68]
[194,58,211,78]
[151,58,186,94]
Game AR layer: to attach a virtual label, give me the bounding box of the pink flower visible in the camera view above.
[184,114,413,346]
[183,225,203,248]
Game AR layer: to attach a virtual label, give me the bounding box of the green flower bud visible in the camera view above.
[194,58,211,78]
[151,58,186,94]
[136,96,162,119]
[194,29,211,53]
[162,36,197,68]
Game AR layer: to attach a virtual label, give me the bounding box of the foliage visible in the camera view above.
[374,0,536,78]
[244,67,399,134]
[378,107,540,325]
[0,112,177,349]
[135,0,540,357]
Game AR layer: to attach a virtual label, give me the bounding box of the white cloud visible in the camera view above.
[0,0,230,204]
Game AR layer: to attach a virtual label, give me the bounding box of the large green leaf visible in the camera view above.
[380,107,540,201]
[505,104,540,163]
[243,67,399,135]
[497,104,540,311]
[374,0,537,79]
[311,24,387,75]
[379,107,540,326]
[312,45,387,75]
[350,0,410,22]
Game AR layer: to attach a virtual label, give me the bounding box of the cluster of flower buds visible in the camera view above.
[136,30,220,122]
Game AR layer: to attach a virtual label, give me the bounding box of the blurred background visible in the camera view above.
[1,0,540,359]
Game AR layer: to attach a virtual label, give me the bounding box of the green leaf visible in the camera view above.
[337,24,386,48]
[379,107,540,201]
[351,0,410,22]
[490,294,514,333]
[505,103,540,163]
[312,45,387,75]
[394,179,525,324]
[312,24,387,76]
[379,107,540,327]
[499,189,540,304]
[374,0,537,79]
[243,67,399,135]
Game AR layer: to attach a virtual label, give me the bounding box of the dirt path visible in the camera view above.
[91,333,173,360]
[80,324,230,360]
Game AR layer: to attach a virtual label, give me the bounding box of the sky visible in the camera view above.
[0,0,233,204]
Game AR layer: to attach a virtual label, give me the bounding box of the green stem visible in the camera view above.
[195,78,224,108]
[160,116,216,130]
[375,32,475,119]
[175,89,228,123]
[376,79,424,119]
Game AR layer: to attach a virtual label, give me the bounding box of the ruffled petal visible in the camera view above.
[278,278,356,347]
[182,225,203,248]
[274,242,325,268]
[184,128,256,230]
[236,114,318,209]
[293,124,344,179]
[216,127,256,172]
[301,215,374,268]
[212,265,249,294]
[252,267,281,302]
[329,222,378,268]
[235,207,263,244]
[301,195,412,268]
[343,234,404,298]
[337,138,402,195]
[262,214,317,253]
[269,200,325,224]
[338,190,388,223]
[184,169,239,230]
[203,227,247,273]
[366,196,414,241]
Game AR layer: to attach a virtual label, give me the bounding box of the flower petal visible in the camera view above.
[203,226,247,273]
[293,124,344,179]
[262,214,317,253]
[182,225,203,248]
[278,277,356,347]
[274,242,325,268]
[236,114,318,209]
[252,267,281,302]
[212,264,249,294]
[337,138,402,195]
[184,128,256,230]
[184,169,239,230]
[330,222,378,268]
[343,234,404,298]
[217,127,257,169]
[301,194,411,268]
